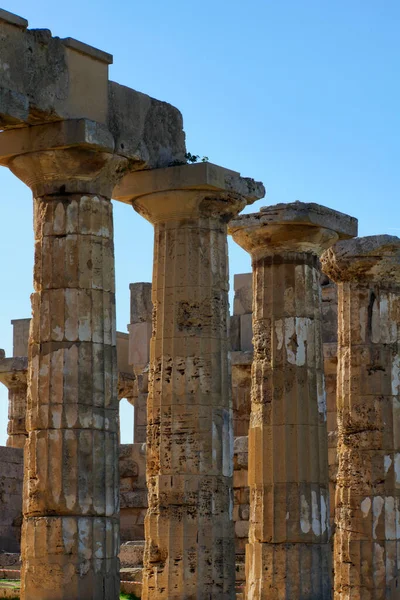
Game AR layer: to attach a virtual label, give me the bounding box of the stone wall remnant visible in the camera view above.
[121,162,265,599]
[229,201,357,599]
[0,446,23,552]
[321,235,400,599]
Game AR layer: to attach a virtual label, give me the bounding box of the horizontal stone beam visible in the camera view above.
[0,119,114,166]
[0,10,186,168]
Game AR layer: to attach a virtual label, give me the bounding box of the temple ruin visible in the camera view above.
[0,7,399,600]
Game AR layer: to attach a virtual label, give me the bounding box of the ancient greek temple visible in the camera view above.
[0,8,399,600]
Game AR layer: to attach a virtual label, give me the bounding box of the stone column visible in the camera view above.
[122,162,264,599]
[321,275,339,528]
[5,125,128,599]
[229,201,357,599]
[321,235,400,600]
[0,356,28,448]
[129,282,153,444]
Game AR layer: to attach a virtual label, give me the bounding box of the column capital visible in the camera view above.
[229,201,358,258]
[0,119,129,196]
[113,162,265,223]
[0,356,27,389]
[321,234,400,286]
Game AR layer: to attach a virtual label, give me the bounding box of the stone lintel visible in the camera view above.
[229,201,358,257]
[321,235,400,285]
[61,37,113,65]
[0,357,28,388]
[0,8,28,29]
[0,119,114,165]
[113,161,265,204]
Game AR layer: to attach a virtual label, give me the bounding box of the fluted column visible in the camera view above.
[5,132,128,599]
[125,163,264,599]
[229,201,357,599]
[321,235,400,600]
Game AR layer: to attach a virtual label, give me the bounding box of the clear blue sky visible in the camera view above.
[0,0,399,444]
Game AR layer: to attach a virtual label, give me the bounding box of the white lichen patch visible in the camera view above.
[284,317,312,367]
[62,518,76,554]
[395,454,400,488]
[385,497,396,540]
[300,494,311,534]
[275,319,283,350]
[392,355,400,396]
[317,376,327,421]
[373,496,384,539]
[320,493,327,535]
[361,497,372,518]
[379,295,390,343]
[311,490,321,536]
[384,455,392,475]
[373,542,385,588]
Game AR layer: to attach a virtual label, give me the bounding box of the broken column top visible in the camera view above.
[0,9,186,171]
[228,201,358,257]
[114,161,265,222]
[321,234,400,285]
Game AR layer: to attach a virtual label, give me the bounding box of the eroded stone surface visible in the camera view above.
[0,11,186,169]
[229,201,357,599]
[126,163,264,600]
[6,147,126,600]
[321,235,400,600]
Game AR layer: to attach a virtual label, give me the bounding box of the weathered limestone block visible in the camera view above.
[229,201,357,600]
[321,235,400,600]
[11,319,30,357]
[122,162,264,599]
[2,135,130,598]
[0,10,186,169]
[0,357,28,449]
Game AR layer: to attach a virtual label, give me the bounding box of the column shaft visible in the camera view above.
[143,216,235,599]
[229,201,357,599]
[334,281,400,599]
[247,252,331,599]
[21,193,119,599]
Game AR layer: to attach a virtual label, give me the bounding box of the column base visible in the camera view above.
[245,542,332,600]
[21,516,119,600]
[142,536,236,600]
[334,532,400,600]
